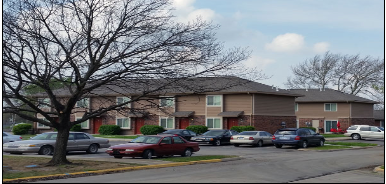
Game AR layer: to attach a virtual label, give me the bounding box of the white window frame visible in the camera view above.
[116,117,131,129]
[206,95,222,106]
[206,117,222,129]
[76,117,89,129]
[324,103,337,111]
[160,117,174,129]
[159,97,174,107]
[324,120,338,133]
[37,117,50,129]
[76,98,90,108]
[116,97,131,107]
[38,98,50,108]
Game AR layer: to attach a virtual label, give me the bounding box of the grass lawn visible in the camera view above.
[321,134,346,138]
[2,155,144,179]
[308,141,378,150]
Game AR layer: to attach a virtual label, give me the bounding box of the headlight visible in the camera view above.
[107,148,113,151]
[191,137,196,140]
[125,149,134,151]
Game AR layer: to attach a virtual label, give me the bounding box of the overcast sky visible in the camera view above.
[170,0,384,88]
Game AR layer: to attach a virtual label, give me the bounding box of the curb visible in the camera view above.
[3,157,243,183]
[373,166,385,174]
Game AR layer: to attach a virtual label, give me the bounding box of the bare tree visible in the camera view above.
[3,0,259,165]
[285,51,384,107]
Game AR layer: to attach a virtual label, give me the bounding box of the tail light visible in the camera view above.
[272,135,275,140]
[249,137,254,140]
[20,137,22,139]
[295,136,300,140]
[230,136,234,140]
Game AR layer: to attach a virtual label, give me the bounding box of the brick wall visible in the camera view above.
[351,118,377,126]
[252,115,297,134]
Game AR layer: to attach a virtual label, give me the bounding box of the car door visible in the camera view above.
[222,131,232,143]
[307,129,320,144]
[172,136,187,154]
[261,132,273,144]
[74,133,92,150]
[369,126,384,139]
[359,126,371,138]
[67,133,77,151]
[158,137,174,156]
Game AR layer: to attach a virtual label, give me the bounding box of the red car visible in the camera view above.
[105,134,200,159]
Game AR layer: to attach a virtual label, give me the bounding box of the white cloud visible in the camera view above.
[171,0,216,23]
[313,42,330,53]
[265,33,305,53]
[187,9,215,22]
[243,55,275,69]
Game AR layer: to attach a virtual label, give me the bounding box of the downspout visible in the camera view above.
[251,93,254,126]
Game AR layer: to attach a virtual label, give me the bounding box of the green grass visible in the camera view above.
[310,145,352,150]
[325,142,378,147]
[321,134,346,138]
[93,135,138,139]
[155,155,237,162]
[381,166,384,169]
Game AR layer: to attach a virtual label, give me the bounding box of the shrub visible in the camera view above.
[140,125,165,135]
[12,123,33,135]
[70,124,82,132]
[300,127,317,132]
[186,125,208,135]
[99,125,121,135]
[231,126,255,133]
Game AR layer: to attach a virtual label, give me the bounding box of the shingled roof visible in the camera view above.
[290,88,378,104]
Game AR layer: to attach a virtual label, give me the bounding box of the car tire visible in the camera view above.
[86,144,99,154]
[233,144,240,147]
[275,144,283,148]
[213,140,221,146]
[256,140,263,147]
[142,150,153,159]
[182,148,193,157]
[114,156,123,159]
[38,146,53,155]
[352,134,361,140]
[318,139,325,147]
[299,141,308,148]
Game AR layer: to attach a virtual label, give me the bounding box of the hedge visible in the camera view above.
[99,125,121,135]
[186,125,208,135]
[230,126,255,133]
[300,127,317,132]
[12,123,33,135]
[140,125,165,135]
[70,124,82,132]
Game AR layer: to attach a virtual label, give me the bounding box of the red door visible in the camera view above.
[135,118,145,134]
[93,117,103,134]
[179,118,190,129]
[227,118,238,130]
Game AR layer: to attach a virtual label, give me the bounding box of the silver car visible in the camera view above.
[3,132,22,143]
[230,131,273,147]
[3,132,110,155]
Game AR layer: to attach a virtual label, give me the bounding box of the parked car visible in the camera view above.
[272,128,325,148]
[344,125,384,140]
[3,132,110,155]
[190,129,239,146]
[105,134,200,159]
[230,131,273,147]
[3,132,22,143]
[157,129,197,141]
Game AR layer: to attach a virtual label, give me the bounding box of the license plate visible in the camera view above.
[280,137,290,140]
[238,137,244,139]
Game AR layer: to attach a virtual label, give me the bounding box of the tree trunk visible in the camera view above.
[47,119,71,166]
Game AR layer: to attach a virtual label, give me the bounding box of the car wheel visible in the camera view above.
[86,144,99,154]
[275,144,283,148]
[318,139,325,147]
[256,140,263,147]
[213,140,221,146]
[38,146,53,155]
[114,156,123,159]
[299,141,308,148]
[182,148,193,157]
[142,150,153,159]
[352,134,361,140]
[233,144,240,147]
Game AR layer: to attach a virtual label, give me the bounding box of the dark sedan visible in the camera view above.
[105,134,200,159]
[157,129,197,141]
[272,128,325,148]
[190,129,239,146]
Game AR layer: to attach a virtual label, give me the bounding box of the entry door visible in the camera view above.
[93,117,103,134]
[135,118,145,134]
[179,118,190,129]
[325,120,337,133]
[312,120,319,133]
[227,118,238,130]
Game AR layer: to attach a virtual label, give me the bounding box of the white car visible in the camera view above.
[3,132,22,143]
[230,131,273,147]
[344,125,384,140]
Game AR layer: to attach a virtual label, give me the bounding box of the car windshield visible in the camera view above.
[378,127,384,131]
[275,130,297,135]
[238,132,257,135]
[30,133,57,140]
[162,130,181,134]
[203,131,224,136]
[129,136,162,144]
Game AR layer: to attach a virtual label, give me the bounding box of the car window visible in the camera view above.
[160,137,172,144]
[308,129,317,135]
[259,132,266,136]
[3,133,8,136]
[265,132,273,136]
[130,136,146,143]
[144,137,162,144]
[75,133,90,140]
[370,127,380,132]
[359,127,370,131]
[203,131,224,136]
[224,131,231,136]
[182,130,190,135]
[231,130,239,135]
[188,130,197,136]
[68,134,75,140]
[379,127,384,131]
[347,126,358,130]
[48,133,57,140]
[172,136,184,144]
[239,132,257,135]
[304,129,311,135]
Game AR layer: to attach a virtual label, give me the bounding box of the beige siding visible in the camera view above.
[296,103,350,119]
[176,95,206,115]
[224,94,252,114]
[254,94,295,116]
[207,107,222,116]
[132,98,159,115]
[351,103,373,118]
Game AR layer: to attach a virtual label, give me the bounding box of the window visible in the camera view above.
[207,95,222,106]
[160,117,174,129]
[116,97,130,107]
[370,127,380,132]
[206,118,221,129]
[116,118,130,129]
[359,126,370,131]
[76,117,89,129]
[325,120,337,132]
[37,118,50,128]
[325,103,337,111]
[160,97,174,107]
[295,103,298,111]
[160,137,172,144]
[173,136,184,144]
[38,98,50,108]
[76,98,89,108]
